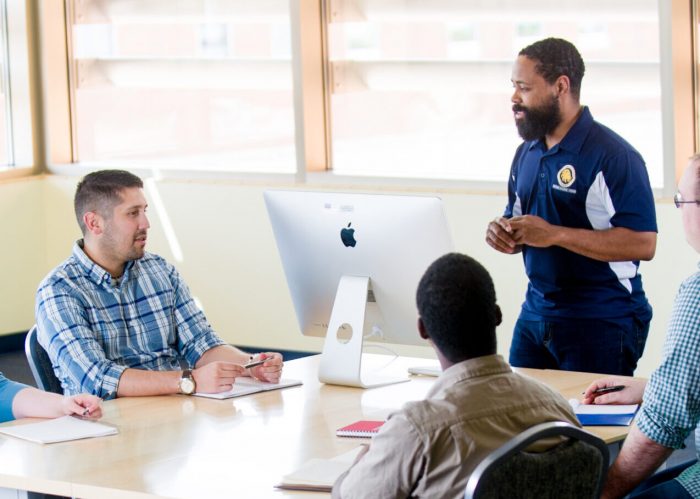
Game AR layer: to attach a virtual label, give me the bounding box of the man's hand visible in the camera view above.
[486,217,522,254]
[509,215,558,248]
[582,377,646,405]
[192,361,246,393]
[248,352,284,383]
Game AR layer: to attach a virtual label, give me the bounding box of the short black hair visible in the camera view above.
[74,169,143,234]
[416,253,501,363]
[519,37,585,100]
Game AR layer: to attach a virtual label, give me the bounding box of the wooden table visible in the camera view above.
[0,355,632,498]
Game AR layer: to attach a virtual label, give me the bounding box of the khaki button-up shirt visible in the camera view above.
[335,354,580,499]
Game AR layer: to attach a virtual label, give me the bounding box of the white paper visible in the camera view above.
[281,447,365,488]
[0,416,118,444]
[194,378,302,400]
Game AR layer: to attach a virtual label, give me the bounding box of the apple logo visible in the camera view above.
[340,222,357,247]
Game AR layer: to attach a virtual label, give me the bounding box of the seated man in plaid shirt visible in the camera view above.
[582,155,700,499]
[35,169,283,399]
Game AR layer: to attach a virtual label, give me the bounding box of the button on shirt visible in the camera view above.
[635,267,700,497]
[336,355,580,499]
[504,107,657,320]
[35,241,226,398]
[0,372,28,423]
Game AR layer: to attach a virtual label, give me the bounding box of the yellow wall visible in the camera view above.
[1,175,696,378]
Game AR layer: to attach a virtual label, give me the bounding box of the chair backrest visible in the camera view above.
[24,325,63,394]
[464,421,609,499]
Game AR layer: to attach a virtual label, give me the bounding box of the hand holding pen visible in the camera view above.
[581,377,647,405]
[62,393,103,419]
[245,352,284,384]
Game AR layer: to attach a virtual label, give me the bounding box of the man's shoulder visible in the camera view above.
[38,255,86,293]
[401,370,574,429]
[584,119,643,162]
[678,271,700,301]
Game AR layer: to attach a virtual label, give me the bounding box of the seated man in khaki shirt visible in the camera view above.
[332,252,580,499]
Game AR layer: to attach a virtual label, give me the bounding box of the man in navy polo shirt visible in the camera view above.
[486,37,657,375]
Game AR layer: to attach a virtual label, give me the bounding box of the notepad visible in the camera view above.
[336,420,384,438]
[0,415,118,444]
[569,399,639,426]
[193,377,302,399]
[275,446,365,492]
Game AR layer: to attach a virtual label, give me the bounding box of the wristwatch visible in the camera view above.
[179,369,196,395]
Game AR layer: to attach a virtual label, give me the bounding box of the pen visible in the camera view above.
[588,385,626,395]
[244,357,269,369]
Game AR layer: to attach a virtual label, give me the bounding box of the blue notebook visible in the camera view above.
[569,400,639,426]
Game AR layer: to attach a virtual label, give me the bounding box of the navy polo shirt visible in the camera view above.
[504,107,657,321]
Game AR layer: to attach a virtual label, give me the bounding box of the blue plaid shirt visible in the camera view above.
[636,266,700,497]
[35,241,225,399]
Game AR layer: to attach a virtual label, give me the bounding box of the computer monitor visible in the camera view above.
[264,190,454,388]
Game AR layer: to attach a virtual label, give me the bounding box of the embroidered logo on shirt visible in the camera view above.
[553,164,577,194]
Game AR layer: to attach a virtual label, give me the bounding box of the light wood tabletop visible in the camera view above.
[0,354,633,499]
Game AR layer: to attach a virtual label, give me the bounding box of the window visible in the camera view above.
[326,0,664,186]
[68,0,296,173]
[0,0,31,170]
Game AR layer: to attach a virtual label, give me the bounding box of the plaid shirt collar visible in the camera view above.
[72,239,137,287]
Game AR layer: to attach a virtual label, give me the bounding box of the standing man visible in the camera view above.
[582,156,700,499]
[36,170,283,399]
[486,37,657,375]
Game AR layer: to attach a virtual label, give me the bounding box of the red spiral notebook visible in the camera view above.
[336,420,385,438]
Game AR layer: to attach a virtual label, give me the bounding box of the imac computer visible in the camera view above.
[264,190,454,388]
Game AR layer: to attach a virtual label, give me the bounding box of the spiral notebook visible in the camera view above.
[336,420,384,438]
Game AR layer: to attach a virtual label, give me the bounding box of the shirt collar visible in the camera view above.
[427,354,512,398]
[527,106,593,155]
[72,240,137,286]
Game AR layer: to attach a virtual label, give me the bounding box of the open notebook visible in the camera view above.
[0,416,118,444]
[193,378,302,399]
[275,446,364,492]
[569,399,639,426]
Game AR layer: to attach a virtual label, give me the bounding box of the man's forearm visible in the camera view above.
[554,227,656,262]
[195,344,250,367]
[116,368,182,397]
[602,425,673,499]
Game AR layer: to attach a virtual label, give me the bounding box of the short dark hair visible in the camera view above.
[74,169,143,234]
[416,253,501,363]
[519,37,585,100]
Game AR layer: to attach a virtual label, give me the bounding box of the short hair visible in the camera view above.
[74,170,143,234]
[519,37,585,100]
[416,253,500,363]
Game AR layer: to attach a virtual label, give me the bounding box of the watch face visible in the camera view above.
[180,377,195,395]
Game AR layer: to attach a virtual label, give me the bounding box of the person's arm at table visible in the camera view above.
[601,425,673,499]
[582,377,647,405]
[13,388,103,419]
[195,345,284,384]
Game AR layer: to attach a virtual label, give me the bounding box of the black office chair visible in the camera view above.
[464,421,609,499]
[24,325,63,394]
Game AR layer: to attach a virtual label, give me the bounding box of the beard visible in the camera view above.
[102,229,147,262]
[513,95,562,141]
